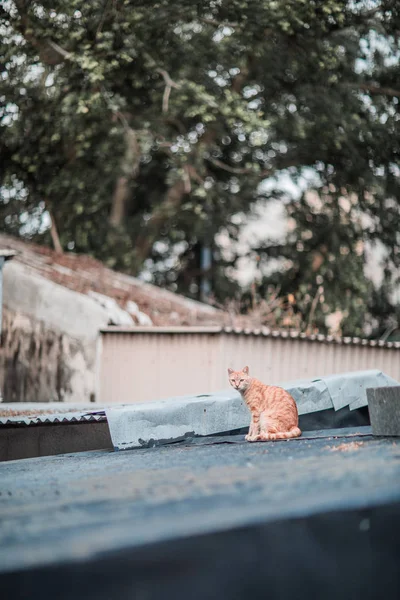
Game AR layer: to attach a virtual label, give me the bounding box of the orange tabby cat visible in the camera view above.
[228,366,301,442]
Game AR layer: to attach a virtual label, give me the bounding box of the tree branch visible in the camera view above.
[48,209,63,253]
[133,179,186,265]
[156,68,180,114]
[132,164,200,266]
[96,0,111,37]
[46,40,72,60]
[208,157,252,175]
[358,6,383,20]
[208,157,273,178]
[356,82,400,98]
[306,285,324,334]
[200,17,238,28]
[156,68,180,89]
[100,86,136,135]
[183,165,191,193]
[12,1,71,65]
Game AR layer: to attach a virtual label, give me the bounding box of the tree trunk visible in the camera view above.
[109,129,140,227]
[109,176,129,227]
[49,210,63,254]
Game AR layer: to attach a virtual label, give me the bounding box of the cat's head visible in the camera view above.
[227,366,251,392]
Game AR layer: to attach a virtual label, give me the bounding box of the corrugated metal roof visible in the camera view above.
[100,325,400,349]
[0,404,106,426]
[101,326,222,334]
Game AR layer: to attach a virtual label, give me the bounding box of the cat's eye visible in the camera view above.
[239,379,244,382]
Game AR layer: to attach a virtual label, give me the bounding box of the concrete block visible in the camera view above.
[367,386,400,436]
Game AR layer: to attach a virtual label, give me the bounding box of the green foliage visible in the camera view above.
[253,188,375,335]
[1,0,399,335]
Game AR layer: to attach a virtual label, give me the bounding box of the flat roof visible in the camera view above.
[1,426,400,577]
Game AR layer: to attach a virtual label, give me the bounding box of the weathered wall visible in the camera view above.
[0,262,110,403]
[0,308,91,402]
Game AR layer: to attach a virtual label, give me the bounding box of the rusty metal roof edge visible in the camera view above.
[0,411,107,427]
[99,326,400,349]
[100,326,223,334]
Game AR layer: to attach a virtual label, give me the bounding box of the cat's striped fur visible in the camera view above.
[228,366,301,442]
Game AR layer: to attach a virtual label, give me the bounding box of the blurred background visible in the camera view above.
[2,6,400,593]
[1,0,399,339]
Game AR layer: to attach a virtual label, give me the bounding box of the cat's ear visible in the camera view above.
[243,366,249,375]
[227,368,234,375]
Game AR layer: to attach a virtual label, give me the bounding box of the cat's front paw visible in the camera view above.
[245,434,258,442]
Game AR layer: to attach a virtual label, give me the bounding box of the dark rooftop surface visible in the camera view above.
[0,427,399,566]
[1,426,400,599]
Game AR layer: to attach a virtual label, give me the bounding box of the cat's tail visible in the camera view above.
[262,427,302,441]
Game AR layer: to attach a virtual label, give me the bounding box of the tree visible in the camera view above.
[1,1,399,334]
